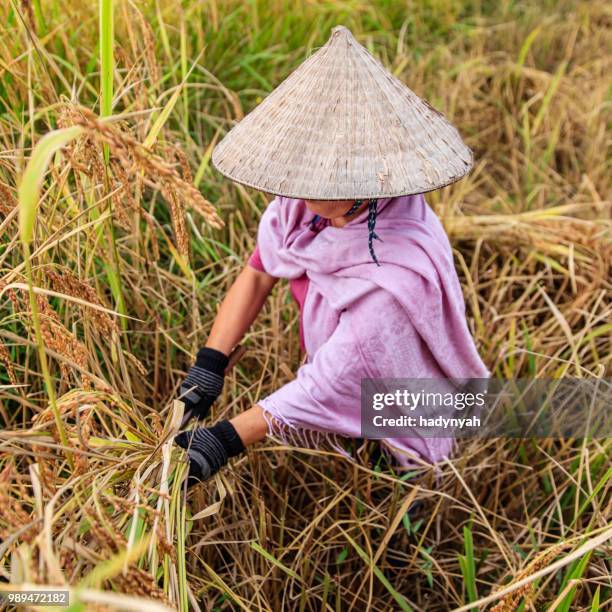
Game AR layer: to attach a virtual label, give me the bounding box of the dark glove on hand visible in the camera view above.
[180,347,229,422]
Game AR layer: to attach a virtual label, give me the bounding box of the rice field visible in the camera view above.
[0,0,610,610]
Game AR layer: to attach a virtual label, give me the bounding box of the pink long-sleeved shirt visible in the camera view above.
[247,195,489,466]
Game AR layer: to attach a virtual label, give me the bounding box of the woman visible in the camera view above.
[175,26,489,484]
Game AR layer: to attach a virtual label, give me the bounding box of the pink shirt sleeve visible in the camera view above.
[248,245,266,272]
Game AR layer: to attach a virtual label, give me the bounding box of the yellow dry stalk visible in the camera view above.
[134,5,161,89]
[113,564,171,604]
[0,466,37,545]
[46,270,119,337]
[67,105,223,230]
[0,340,18,385]
[0,277,21,311]
[35,295,91,387]
[57,105,106,180]
[166,143,193,183]
[33,391,98,428]
[54,103,222,263]
[122,349,148,377]
[18,0,35,30]
[490,542,569,611]
[0,182,17,216]
[161,180,189,258]
[83,506,127,554]
[141,210,161,260]
[109,158,138,230]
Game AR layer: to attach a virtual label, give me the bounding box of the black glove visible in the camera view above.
[180,347,229,423]
[175,421,245,487]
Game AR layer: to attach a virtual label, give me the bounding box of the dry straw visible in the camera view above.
[212,26,473,200]
[1,2,610,609]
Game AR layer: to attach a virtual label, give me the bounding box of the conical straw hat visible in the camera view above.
[212,26,473,200]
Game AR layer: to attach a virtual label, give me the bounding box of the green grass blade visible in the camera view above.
[517,26,541,67]
[590,586,600,611]
[340,528,413,612]
[459,525,478,609]
[556,551,592,612]
[250,542,300,580]
[99,0,114,119]
[18,126,84,244]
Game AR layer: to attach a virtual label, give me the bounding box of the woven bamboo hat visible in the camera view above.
[212,26,473,200]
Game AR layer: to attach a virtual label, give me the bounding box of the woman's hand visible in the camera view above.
[180,347,228,422]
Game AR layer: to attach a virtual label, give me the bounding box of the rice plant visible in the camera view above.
[0,0,610,609]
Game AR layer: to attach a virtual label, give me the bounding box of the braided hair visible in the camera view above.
[308,198,382,265]
[365,199,381,266]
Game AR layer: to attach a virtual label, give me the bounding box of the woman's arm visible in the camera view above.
[205,264,278,355]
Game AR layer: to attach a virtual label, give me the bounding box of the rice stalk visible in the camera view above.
[0,1,609,609]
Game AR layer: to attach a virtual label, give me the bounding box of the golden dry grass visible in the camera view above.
[0,1,610,610]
